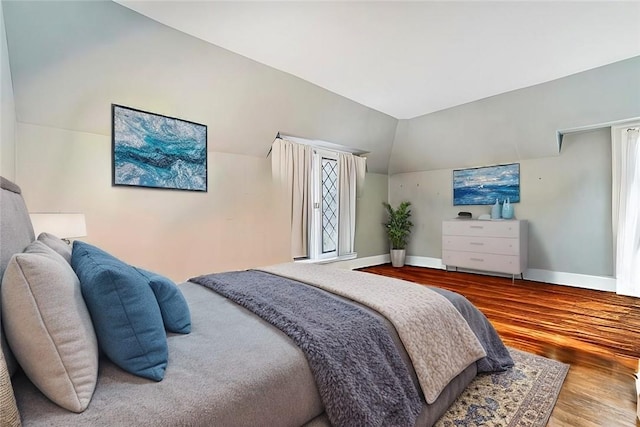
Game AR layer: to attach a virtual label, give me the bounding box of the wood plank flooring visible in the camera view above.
[359,264,640,426]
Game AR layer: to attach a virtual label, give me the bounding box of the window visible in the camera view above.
[271,136,366,262]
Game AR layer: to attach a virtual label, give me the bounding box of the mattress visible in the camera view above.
[13,281,476,426]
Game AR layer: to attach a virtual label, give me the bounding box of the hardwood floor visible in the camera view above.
[359,264,640,426]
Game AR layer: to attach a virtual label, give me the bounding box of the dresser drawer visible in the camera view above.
[442,250,523,275]
[443,220,520,238]
[442,235,519,256]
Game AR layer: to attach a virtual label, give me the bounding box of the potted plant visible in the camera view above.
[382,201,413,267]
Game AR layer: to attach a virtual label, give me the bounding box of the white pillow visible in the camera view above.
[1,241,98,412]
[37,232,71,263]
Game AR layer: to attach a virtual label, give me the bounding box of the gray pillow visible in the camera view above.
[1,241,98,412]
[37,232,72,263]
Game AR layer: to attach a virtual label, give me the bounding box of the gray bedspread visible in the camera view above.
[14,282,325,426]
[191,270,422,427]
[428,287,513,372]
[258,263,497,404]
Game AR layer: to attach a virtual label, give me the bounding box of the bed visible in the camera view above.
[0,176,512,427]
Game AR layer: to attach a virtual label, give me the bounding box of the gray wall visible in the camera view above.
[3,1,393,280]
[4,1,637,279]
[390,56,640,174]
[354,173,389,257]
[0,1,15,180]
[390,127,613,277]
[388,57,639,278]
[4,1,397,173]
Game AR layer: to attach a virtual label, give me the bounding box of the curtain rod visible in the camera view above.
[268,132,368,157]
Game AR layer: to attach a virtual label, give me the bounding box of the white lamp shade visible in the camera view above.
[29,213,87,239]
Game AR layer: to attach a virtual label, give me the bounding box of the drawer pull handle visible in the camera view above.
[470,257,484,262]
[470,242,484,246]
[470,226,484,229]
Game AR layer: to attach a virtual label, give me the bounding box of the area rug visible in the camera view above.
[436,348,570,427]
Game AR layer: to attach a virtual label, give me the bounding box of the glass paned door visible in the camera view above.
[310,149,339,260]
[321,158,338,253]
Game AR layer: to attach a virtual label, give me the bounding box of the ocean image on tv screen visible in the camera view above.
[453,163,520,206]
[113,106,207,191]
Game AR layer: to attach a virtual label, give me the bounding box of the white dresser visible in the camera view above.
[442,220,528,277]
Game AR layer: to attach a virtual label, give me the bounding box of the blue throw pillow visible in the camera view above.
[71,241,167,381]
[135,268,191,334]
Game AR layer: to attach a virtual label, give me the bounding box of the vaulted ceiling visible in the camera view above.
[117,1,640,120]
[4,1,640,174]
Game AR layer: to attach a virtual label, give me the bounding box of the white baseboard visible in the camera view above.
[296,253,358,265]
[403,256,617,293]
[331,254,390,270]
[330,254,617,293]
[405,256,446,270]
[524,268,616,293]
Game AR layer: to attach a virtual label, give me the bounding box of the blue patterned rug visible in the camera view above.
[436,348,569,427]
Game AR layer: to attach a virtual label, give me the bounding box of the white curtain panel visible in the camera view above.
[338,153,356,256]
[338,153,367,256]
[271,138,311,259]
[612,126,640,296]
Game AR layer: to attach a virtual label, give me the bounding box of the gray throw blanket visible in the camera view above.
[428,287,513,372]
[191,270,422,427]
[259,263,486,404]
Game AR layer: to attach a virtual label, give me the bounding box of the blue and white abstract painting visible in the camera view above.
[453,163,520,205]
[112,105,207,191]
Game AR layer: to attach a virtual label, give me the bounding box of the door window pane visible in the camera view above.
[321,158,338,253]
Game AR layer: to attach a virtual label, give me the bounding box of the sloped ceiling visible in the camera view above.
[4,1,640,175]
[389,55,640,174]
[117,1,640,120]
[2,0,398,173]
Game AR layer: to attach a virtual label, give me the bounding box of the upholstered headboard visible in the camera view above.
[0,176,35,375]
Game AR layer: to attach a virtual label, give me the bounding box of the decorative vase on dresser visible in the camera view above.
[491,199,501,219]
[442,219,528,281]
[501,198,514,219]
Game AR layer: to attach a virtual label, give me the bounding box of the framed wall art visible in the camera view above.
[453,163,520,206]
[112,104,207,192]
